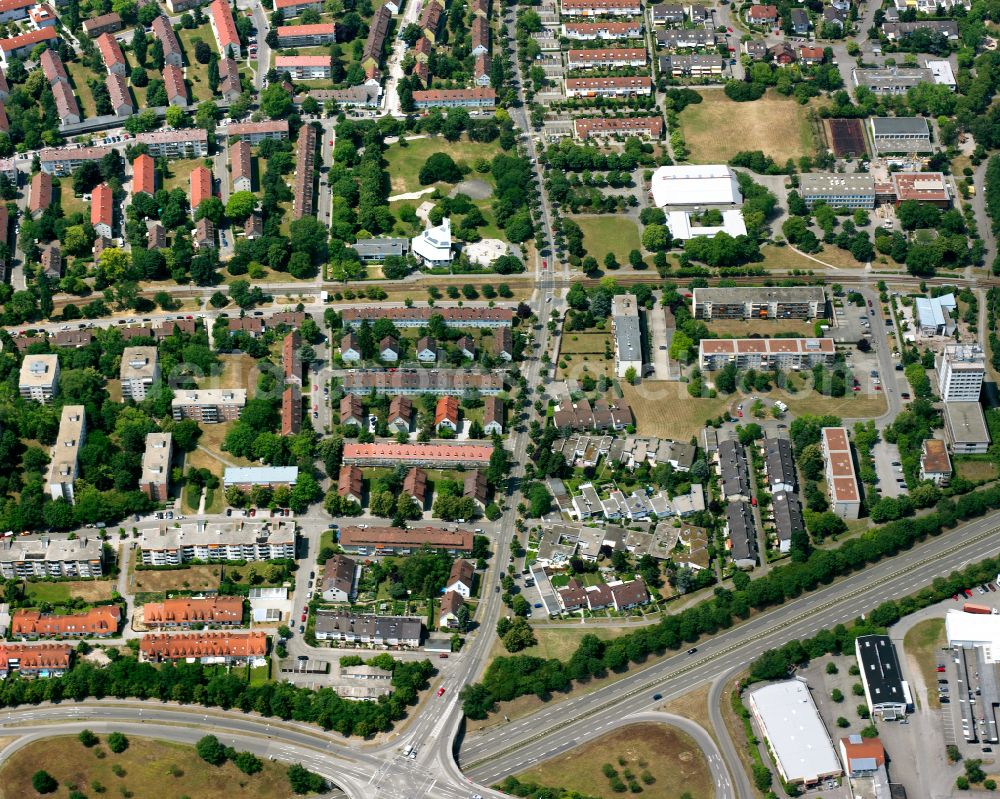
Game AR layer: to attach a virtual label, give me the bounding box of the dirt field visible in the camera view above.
[707,319,818,338]
[0,736,291,799]
[622,381,731,440]
[516,723,713,799]
[24,580,115,605]
[903,618,945,710]
[825,117,868,158]
[133,565,222,595]
[680,90,816,163]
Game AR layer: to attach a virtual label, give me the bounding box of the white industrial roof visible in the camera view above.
[748,680,841,784]
[666,209,747,240]
[915,293,955,328]
[650,164,742,208]
[946,609,1000,663]
[926,59,956,87]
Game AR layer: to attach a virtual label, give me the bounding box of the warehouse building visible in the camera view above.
[747,680,842,787]
[855,634,910,719]
[650,164,742,208]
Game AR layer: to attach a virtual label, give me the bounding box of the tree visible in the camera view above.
[107,732,129,753]
[196,734,227,765]
[501,618,537,652]
[32,771,58,794]
[287,764,327,794]
[165,104,186,129]
[78,729,99,747]
[419,152,463,185]
[234,751,262,775]
[261,83,293,118]
[641,224,669,252]
[225,191,256,221]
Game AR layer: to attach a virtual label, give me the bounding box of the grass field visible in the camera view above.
[622,381,730,440]
[133,565,222,594]
[955,458,999,482]
[756,243,827,272]
[65,60,97,119]
[193,420,255,469]
[125,51,161,107]
[679,90,815,163]
[163,158,207,194]
[383,136,501,195]
[0,736,292,799]
[177,24,215,103]
[24,580,114,604]
[572,215,642,263]
[782,390,887,419]
[517,626,632,661]
[903,618,945,710]
[560,331,611,355]
[515,723,713,799]
[58,186,89,221]
[707,319,818,338]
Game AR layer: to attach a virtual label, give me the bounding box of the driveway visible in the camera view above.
[647,302,672,379]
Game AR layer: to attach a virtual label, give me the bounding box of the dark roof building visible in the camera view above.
[719,438,750,499]
[855,634,908,717]
[727,501,758,568]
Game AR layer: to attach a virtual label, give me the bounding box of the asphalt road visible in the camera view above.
[459,508,1000,781]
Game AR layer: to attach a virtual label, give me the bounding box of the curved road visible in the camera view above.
[460,511,1000,781]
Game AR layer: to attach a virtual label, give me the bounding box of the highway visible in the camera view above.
[458,509,1000,783]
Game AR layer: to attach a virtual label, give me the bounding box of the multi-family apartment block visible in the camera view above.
[47,405,85,503]
[699,338,835,371]
[19,354,59,403]
[692,286,826,320]
[138,520,297,565]
[0,536,104,579]
[140,432,172,501]
[171,389,247,423]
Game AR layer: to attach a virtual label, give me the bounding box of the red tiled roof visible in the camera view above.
[275,55,330,67]
[12,606,120,637]
[0,27,57,53]
[748,3,778,18]
[342,442,493,463]
[140,631,267,660]
[39,48,67,83]
[209,0,240,50]
[96,32,126,69]
[29,171,51,214]
[190,166,212,209]
[412,87,496,102]
[338,464,363,498]
[339,525,473,551]
[435,395,459,425]
[276,23,336,37]
[132,153,155,196]
[143,596,243,626]
[163,63,186,101]
[0,643,72,672]
[91,183,113,229]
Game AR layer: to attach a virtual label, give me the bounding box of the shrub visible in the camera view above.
[107,732,129,753]
[79,729,99,747]
[32,771,58,794]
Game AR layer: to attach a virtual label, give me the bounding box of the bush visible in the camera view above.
[32,771,58,794]
[852,683,865,696]
[831,688,844,703]
[825,662,838,675]
[79,729,99,747]
[234,751,262,775]
[107,732,129,753]
[196,735,226,766]
[287,764,327,794]
[836,717,850,728]
[857,704,871,719]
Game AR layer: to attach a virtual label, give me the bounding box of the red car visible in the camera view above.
[542,259,547,269]
[737,410,743,417]
[874,385,881,391]
[937,665,946,672]
[750,497,757,507]
[436,687,446,697]
[301,612,307,622]
[953,594,960,601]
[966,588,974,597]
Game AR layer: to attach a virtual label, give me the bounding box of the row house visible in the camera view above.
[91,182,113,238]
[97,32,127,75]
[567,47,647,68]
[413,87,496,110]
[218,56,242,101]
[557,577,649,612]
[363,4,392,70]
[132,152,155,195]
[564,20,642,39]
[338,526,473,556]
[561,0,641,16]
[341,369,503,396]
[140,632,267,664]
[341,306,513,328]
[281,383,301,435]
[338,464,363,504]
[659,53,725,77]
[274,0,324,16]
[565,75,652,97]
[143,596,244,629]
[293,123,317,219]
[314,613,422,648]
[152,15,183,67]
[0,27,57,65]
[402,466,428,506]
[52,80,80,125]
[106,72,134,116]
[83,12,122,37]
[552,396,635,431]
[230,139,252,192]
[0,643,72,678]
[11,606,120,639]
[342,442,493,469]
[209,0,241,58]
[656,28,715,48]
[163,63,188,106]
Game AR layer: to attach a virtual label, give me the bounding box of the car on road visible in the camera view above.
[298,655,308,661]
[652,693,662,701]
[687,648,697,655]
[533,603,543,608]
[298,625,304,633]
[901,392,910,399]
[437,687,446,697]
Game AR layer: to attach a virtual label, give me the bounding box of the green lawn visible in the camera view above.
[125,50,161,107]
[177,23,216,103]
[383,136,502,196]
[162,158,207,193]
[572,215,642,263]
[64,59,97,119]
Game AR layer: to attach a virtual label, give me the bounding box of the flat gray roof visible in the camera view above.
[799,173,876,196]
[944,401,990,444]
[694,286,825,305]
[870,116,930,137]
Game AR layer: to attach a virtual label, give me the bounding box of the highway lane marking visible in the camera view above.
[463,521,1000,769]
